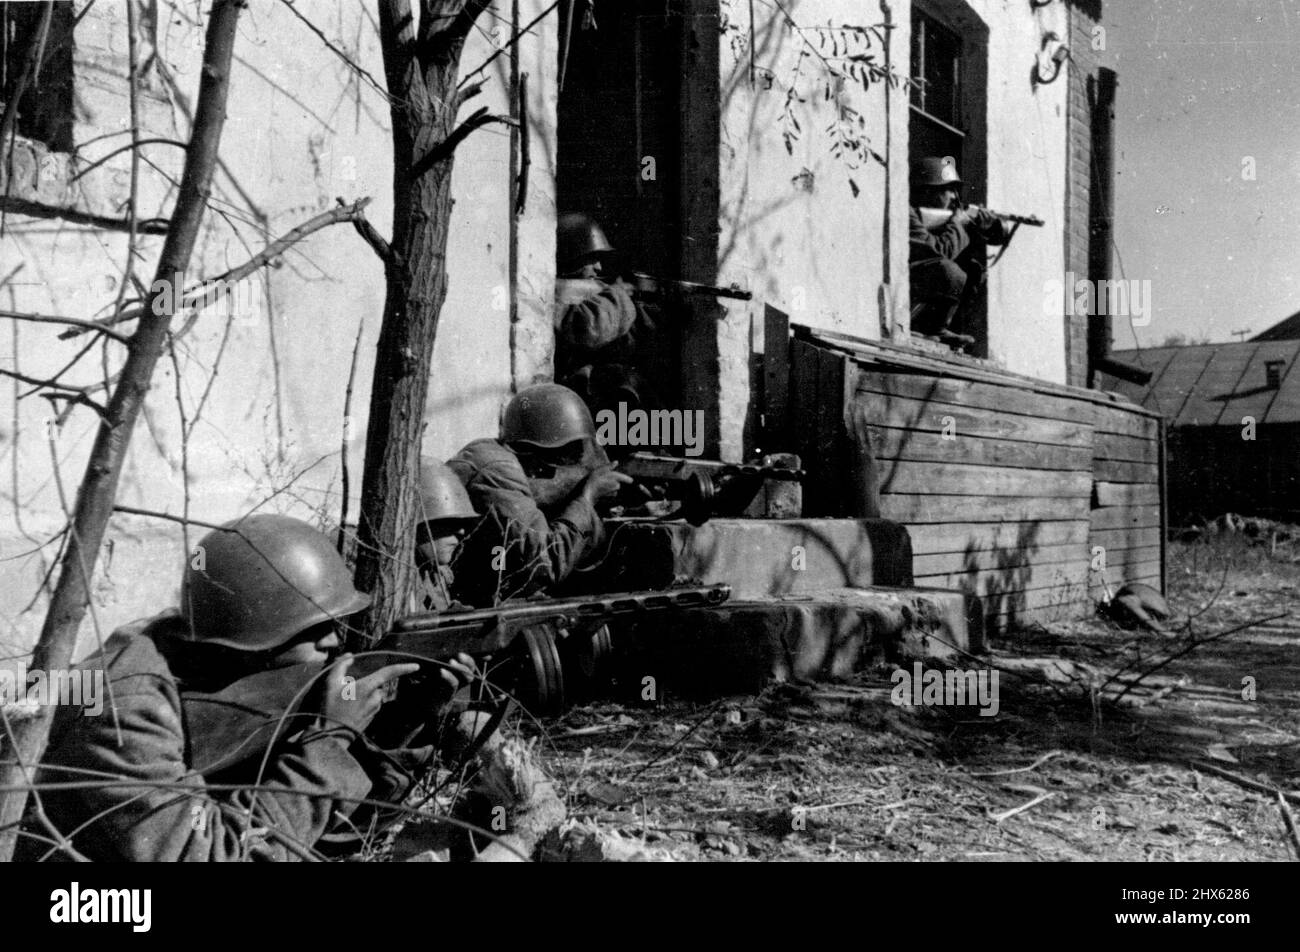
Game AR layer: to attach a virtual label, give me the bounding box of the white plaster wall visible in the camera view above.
[0,1,557,655]
[973,0,1069,382]
[712,0,1072,456]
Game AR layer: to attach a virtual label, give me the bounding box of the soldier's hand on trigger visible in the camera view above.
[580,464,633,506]
[323,654,421,734]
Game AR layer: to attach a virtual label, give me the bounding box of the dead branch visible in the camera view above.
[338,324,365,553]
[70,137,188,182]
[0,0,245,863]
[345,198,397,264]
[0,309,131,343]
[409,107,516,179]
[60,198,374,339]
[278,0,395,104]
[1111,613,1288,706]
[1278,791,1300,860]
[513,72,529,216]
[1190,760,1300,807]
[0,196,170,235]
[457,0,560,89]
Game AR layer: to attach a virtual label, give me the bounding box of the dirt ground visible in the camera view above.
[511,535,1300,861]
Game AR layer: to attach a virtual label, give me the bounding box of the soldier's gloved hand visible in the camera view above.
[580,465,633,507]
[323,654,421,734]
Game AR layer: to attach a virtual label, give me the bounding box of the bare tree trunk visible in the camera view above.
[0,0,244,861]
[353,0,494,643]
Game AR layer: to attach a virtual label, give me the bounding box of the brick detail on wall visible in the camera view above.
[1063,2,1102,388]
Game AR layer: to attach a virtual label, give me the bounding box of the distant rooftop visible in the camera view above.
[1252,310,1300,343]
[1102,340,1300,426]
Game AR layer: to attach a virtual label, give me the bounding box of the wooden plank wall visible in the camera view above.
[1090,404,1163,600]
[851,368,1095,629]
[789,338,1166,631]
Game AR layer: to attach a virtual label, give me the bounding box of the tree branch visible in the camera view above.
[409,107,516,179]
[59,198,374,338]
[424,0,495,61]
[344,197,397,264]
[0,310,132,343]
[0,0,246,863]
[0,196,170,235]
[69,138,188,182]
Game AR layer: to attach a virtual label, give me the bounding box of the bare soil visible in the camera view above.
[520,538,1300,861]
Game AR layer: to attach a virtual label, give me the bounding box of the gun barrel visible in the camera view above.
[629,272,753,301]
[394,584,732,637]
[986,209,1044,227]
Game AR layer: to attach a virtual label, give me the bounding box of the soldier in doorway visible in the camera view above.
[554,212,663,419]
[909,155,1012,349]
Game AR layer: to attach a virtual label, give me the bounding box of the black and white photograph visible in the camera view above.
[0,0,1294,907]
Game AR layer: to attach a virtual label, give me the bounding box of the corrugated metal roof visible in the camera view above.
[1104,340,1300,426]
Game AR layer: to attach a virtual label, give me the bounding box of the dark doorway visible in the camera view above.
[555,0,690,406]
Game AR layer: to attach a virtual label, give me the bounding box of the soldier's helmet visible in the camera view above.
[557,212,614,274]
[417,458,479,530]
[501,382,597,450]
[913,155,963,188]
[181,514,370,651]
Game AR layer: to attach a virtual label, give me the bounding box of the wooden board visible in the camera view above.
[851,393,1093,447]
[913,560,1089,597]
[867,426,1093,471]
[1094,458,1160,483]
[856,370,1093,427]
[1090,504,1162,530]
[1092,404,1162,440]
[882,493,1091,524]
[906,520,1090,555]
[878,461,1092,498]
[1088,526,1163,551]
[1093,544,1163,569]
[1095,482,1161,507]
[912,542,1090,578]
[1094,431,1159,464]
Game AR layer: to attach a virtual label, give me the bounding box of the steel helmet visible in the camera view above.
[501,382,597,450]
[557,212,614,273]
[417,458,479,527]
[913,155,962,188]
[181,514,370,651]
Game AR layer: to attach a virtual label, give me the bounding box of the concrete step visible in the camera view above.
[583,517,915,594]
[607,585,980,700]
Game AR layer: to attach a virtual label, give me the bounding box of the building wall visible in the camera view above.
[709,0,1073,458]
[0,1,558,655]
[1063,0,1103,388]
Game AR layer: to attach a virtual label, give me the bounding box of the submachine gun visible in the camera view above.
[612,452,806,526]
[182,585,732,776]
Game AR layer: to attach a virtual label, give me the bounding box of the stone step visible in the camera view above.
[607,586,980,700]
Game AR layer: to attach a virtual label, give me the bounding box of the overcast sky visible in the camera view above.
[1103,0,1300,346]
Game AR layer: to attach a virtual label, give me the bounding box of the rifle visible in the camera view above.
[613,452,806,525]
[182,585,732,775]
[627,272,753,302]
[917,206,1045,230]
